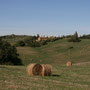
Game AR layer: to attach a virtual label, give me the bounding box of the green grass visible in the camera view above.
[1,39,90,89]
[17,39,90,66]
[0,64,90,90]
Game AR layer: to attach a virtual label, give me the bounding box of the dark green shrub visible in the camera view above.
[16,40,25,47]
[24,37,41,47]
[0,38,22,65]
[68,46,73,49]
[68,32,81,42]
[40,40,47,45]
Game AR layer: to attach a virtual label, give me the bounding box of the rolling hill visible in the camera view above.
[17,39,90,66]
[1,38,90,89]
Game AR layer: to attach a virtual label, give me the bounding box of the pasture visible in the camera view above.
[0,39,90,89]
[0,64,90,90]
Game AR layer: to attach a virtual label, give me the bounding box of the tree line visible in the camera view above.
[1,32,90,65]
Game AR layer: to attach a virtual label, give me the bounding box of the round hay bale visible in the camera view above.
[30,59,33,61]
[37,56,40,57]
[66,61,72,66]
[26,63,52,76]
[26,63,43,76]
[40,60,42,62]
[41,64,52,76]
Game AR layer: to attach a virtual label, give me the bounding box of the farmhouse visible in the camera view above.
[48,36,55,39]
[36,37,47,41]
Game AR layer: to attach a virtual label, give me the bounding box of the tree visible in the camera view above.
[24,36,41,47]
[16,40,25,47]
[0,38,22,65]
[37,34,40,38]
[68,32,81,42]
[73,32,78,40]
[40,40,47,45]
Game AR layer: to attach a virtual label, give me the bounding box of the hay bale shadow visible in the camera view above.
[52,74,60,77]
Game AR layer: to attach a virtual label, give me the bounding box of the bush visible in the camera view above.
[80,34,90,39]
[68,32,81,42]
[40,40,47,45]
[0,38,22,65]
[16,40,25,47]
[24,37,41,47]
[68,46,73,49]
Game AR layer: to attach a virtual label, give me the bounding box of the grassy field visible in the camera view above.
[0,64,90,90]
[17,39,90,66]
[0,39,90,89]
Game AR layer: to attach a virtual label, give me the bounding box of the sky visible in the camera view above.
[0,0,90,36]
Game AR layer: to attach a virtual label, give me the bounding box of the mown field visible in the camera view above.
[17,39,90,66]
[0,39,90,89]
[0,64,90,90]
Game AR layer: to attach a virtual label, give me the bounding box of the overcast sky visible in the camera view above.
[0,0,90,36]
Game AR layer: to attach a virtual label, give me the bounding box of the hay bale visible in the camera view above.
[37,56,40,57]
[41,64,52,76]
[30,59,33,61]
[26,63,52,76]
[40,60,42,62]
[26,63,42,76]
[66,61,72,66]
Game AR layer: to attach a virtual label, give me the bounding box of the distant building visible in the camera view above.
[48,36,55,39]
[36,37,47,41]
